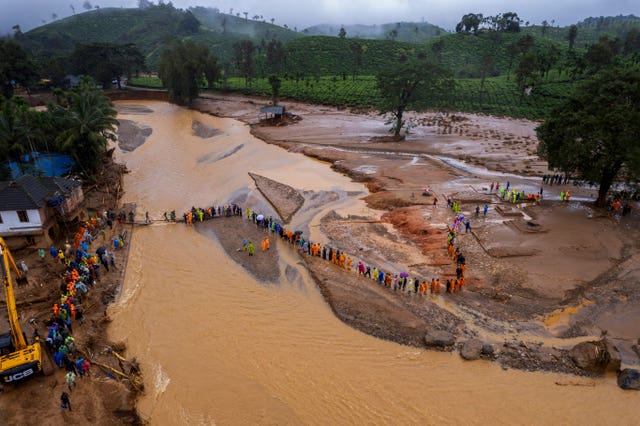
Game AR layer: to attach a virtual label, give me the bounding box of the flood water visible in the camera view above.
[109,101,638,425]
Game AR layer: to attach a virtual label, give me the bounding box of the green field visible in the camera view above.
[130,71,578,119]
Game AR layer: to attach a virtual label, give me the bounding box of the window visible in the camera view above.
[17,210,29,222]
[0,213,3,223]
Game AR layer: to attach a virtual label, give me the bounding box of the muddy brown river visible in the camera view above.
[109,101,638,424]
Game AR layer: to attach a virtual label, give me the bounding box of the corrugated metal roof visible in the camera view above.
[260,105,285,115]
[0,175,81,211]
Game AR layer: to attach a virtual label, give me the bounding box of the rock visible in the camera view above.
[617,369,640,390]
[603,338,622,372]
[460,339,483,360]
[481,344,495,355]
[569,340,610,373]
[424,331,455,349]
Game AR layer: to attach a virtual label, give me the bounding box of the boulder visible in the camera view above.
[603,338,622,372]
[460,339,484,360]
[424,331,455,349]
[481,344,495,355]
[617,369,640,391]
[632,344,640,358]
[569,340,610,373]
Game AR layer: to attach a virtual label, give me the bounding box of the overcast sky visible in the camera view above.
[1,0,637,36]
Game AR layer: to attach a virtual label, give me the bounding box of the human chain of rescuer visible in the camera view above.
[137,200,472,299]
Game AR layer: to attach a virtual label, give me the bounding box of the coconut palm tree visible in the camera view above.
[54,79,118,179]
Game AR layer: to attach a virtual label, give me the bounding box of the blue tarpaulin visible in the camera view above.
[6,152,75,179]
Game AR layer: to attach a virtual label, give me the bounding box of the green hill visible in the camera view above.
[20,6,192,59]
[282,36,422,76]
[522,14,640,48]
[189,6,301,42]
[18,5,303,68]
[14,6,639,121]
[303,21,447,43]
[281,32,569,79]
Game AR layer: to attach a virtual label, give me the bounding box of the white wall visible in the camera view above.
[0,208,44,235]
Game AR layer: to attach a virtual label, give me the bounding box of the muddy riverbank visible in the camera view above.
[106,97,640,424]
[191,93,640,377]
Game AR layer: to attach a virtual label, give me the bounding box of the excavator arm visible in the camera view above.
[0,238,27,349]
[0,237,43,383]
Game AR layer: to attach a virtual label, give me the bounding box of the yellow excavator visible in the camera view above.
[0,237,46,383]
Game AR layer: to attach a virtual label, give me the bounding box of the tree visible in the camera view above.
[499,12,522,32]
[455,13,483,34]
[203,55,220,89]
[0,97,32,161]
[159,40,212,105]
[350,42,364,80]
[541,20,549,36]
[179,11,200,34]
[623,28,640,56]
[71,43,145,89]
[233,40,255,85]
[537,44,561,78]
[564,49,586,80]
[265,39,285,74]
[517,34,535,55]
[567,24,578,49]
[53,79,118,179]
[338,26,346,38]
[138,0,153,8]
[515,52,539,102]
[83,1,92,10]
[0,40,38,98]
[478,52,495,106]
[376,58,453,138]
[267,74,281,105]
[585,36,619,72]
[430,39,445,63]
[0,96,56,169]
[536,64,640,207]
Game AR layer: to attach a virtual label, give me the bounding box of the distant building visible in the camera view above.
[62,74,81,89]
[260,105,285,120]
[0,175,84,247]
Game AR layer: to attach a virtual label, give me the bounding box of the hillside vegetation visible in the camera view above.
[304,21,446,43]
[523,15,640,47]
[13,6,640,120]
[19,6,195,61]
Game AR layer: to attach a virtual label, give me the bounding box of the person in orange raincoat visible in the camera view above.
[339,252,346,268]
